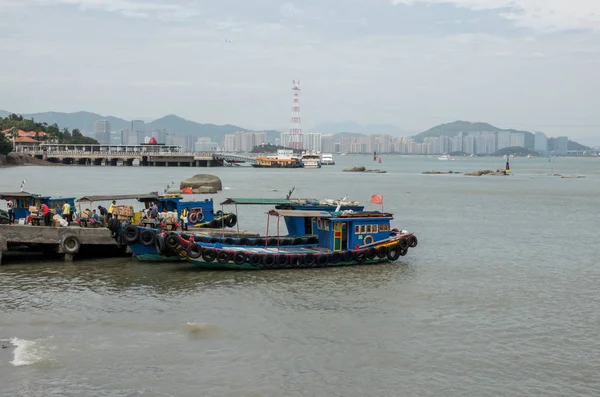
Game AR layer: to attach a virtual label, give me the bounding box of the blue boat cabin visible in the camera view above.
[271,210,394,251]
[138,195,215,224]
[0,192,75,219]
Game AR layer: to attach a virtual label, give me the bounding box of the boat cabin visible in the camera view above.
[220,197,365,237]
[268,209,394,251]
[0,192,75,219]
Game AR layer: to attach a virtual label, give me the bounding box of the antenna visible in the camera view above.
[335,195,347,212]
[20,179,26,193]
[286,186,295,200]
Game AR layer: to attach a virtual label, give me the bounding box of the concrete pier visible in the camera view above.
[0,224,124,264]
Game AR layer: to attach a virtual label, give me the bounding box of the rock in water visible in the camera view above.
[193,186,218,194]
[180,174,222,191]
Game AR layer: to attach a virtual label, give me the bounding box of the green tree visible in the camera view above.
[0,133,13,155]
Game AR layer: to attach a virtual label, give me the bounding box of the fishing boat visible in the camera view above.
[251,149,302,168]
[320,153,335,165]
[438,155,454,160]
[177,208,417,270]
[300,152,321,168]
[112,194,365,261]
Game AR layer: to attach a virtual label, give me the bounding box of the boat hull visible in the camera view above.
[129,242,181,261]
[187,256,390,270]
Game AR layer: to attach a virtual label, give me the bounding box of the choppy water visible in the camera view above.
[1,155,599,396]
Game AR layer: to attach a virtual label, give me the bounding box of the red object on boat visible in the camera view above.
[370,194,384,205]
[182,187,193,194]
[148,137,157,144]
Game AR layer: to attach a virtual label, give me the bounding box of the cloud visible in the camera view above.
[391,0,600,31]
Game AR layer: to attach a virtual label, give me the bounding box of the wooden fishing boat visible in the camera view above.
[170,208,418,270]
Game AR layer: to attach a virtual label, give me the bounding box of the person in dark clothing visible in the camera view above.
[7,199,15,225]
[41,203,51,226]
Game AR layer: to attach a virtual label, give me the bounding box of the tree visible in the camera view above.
[0,133,12,155]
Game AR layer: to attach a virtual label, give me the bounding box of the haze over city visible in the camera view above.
[1,0,599,145]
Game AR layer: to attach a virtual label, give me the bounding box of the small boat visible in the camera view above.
[438,155,454,160]
[251,149,302,168]
[320,153,335,165]
[176,208,418,270]
[300,152,321,168]
[0,191,75,223]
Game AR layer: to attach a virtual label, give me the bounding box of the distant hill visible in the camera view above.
[414,120,588,150]
[0,110,281,143]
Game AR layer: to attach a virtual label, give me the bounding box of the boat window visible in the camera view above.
[372,225,378,233]
[355,225,360,234]
[379,224,390,232]
[360,225,366,234]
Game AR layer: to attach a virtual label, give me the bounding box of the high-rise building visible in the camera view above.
[321,135,334,153]
[554,136,568,155]
[302,133,322,152]
[152,128,167,144]
[497,131,511,150]
[510,132,526,148]
[94,119,111,144]
[534,132,548,155]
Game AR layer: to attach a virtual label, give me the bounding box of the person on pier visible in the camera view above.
[40,203,51,226]
[180,207,189,231]
[107,200,116,220]
[62,201,71,223]
[7,199,15,225]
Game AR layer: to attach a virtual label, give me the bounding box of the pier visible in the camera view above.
[0,224,124,264]
[17,144,258,167]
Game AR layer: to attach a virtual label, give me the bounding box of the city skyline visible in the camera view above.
[0,1,599,144]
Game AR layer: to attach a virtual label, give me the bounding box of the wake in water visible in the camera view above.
[2,337,48,366]
[184,322,221,339]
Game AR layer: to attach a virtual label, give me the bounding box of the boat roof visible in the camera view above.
[0,192,75,200]
[76,193,159,203]
[267,209,333,218]
[220,198,293,205]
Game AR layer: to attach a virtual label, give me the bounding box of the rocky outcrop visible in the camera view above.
[180,174,222,192]
[343,166,386,173]
[0,153,58,167]
[422,170,461,175]
[194,186,218,194]
[464,170,508,176]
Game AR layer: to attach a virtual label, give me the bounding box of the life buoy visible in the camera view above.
[62,235,80,254]
[217,251,230,264]
[363,235,374,245]
[202,249,217,262]
[188,212,198,223]
[355,251,366,263]
[187,244,202,259]
[140,229,156,246]
[408,235,418,248]
[123,225,140,243]
[195,212,204,223]
[225,214,237,228]
[233,252,246,265]
[376,246,387,258]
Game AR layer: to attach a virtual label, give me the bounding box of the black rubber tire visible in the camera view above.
[289,255,303,267]
[209,220,218,228]
[223,237,234,245]
[233,252,246,265]
[62,236,80,254]
[366,248,377,259]
[399,247,408,256]
[202,249,217,262]
[193,235,207,243]
[277,254,289,266]
[292,237,304,246]
[280,239,291,246]
[215,210,224,217]
[249,254,262,267]
[376,246,388,259]
[330,252,341,263]
[304,253,316,267]
[307,236,318,244]
[263,254,277,268]
[316,254,328,266]
[408,235,418,248]
[225,214,237,228]
[140,229,156,247]
[123,225,140,243]
[254,238,266,247]
[238,238,251,246]
[154,233,166,255]
[398,238,409,249]
[217,251,230,264]
[387,246,401,261]
[355,251,366,263]
[342,251,354,262]
[187,244,202,259]
[208,237,219,244]
[267,238,278,246]
[166,234,180,250]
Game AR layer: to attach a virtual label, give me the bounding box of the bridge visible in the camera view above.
[15,144,260,167]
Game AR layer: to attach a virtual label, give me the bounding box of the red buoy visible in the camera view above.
[149,137,157,145]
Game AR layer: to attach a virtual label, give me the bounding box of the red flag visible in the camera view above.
[370,194,384,205]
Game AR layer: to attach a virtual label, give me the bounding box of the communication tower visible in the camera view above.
[289,80,303,151]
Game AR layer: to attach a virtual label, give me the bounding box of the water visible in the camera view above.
[1,155,599,396]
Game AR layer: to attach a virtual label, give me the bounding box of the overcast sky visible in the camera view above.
[0,0,599,143]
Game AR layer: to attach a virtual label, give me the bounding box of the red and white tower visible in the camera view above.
[289,80,303,151]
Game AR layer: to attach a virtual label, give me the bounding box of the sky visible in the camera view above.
[0,0,599,144]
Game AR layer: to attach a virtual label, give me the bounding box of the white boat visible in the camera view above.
[301,152,322,168]
[438,155,455,161]
[320,153,335,165]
